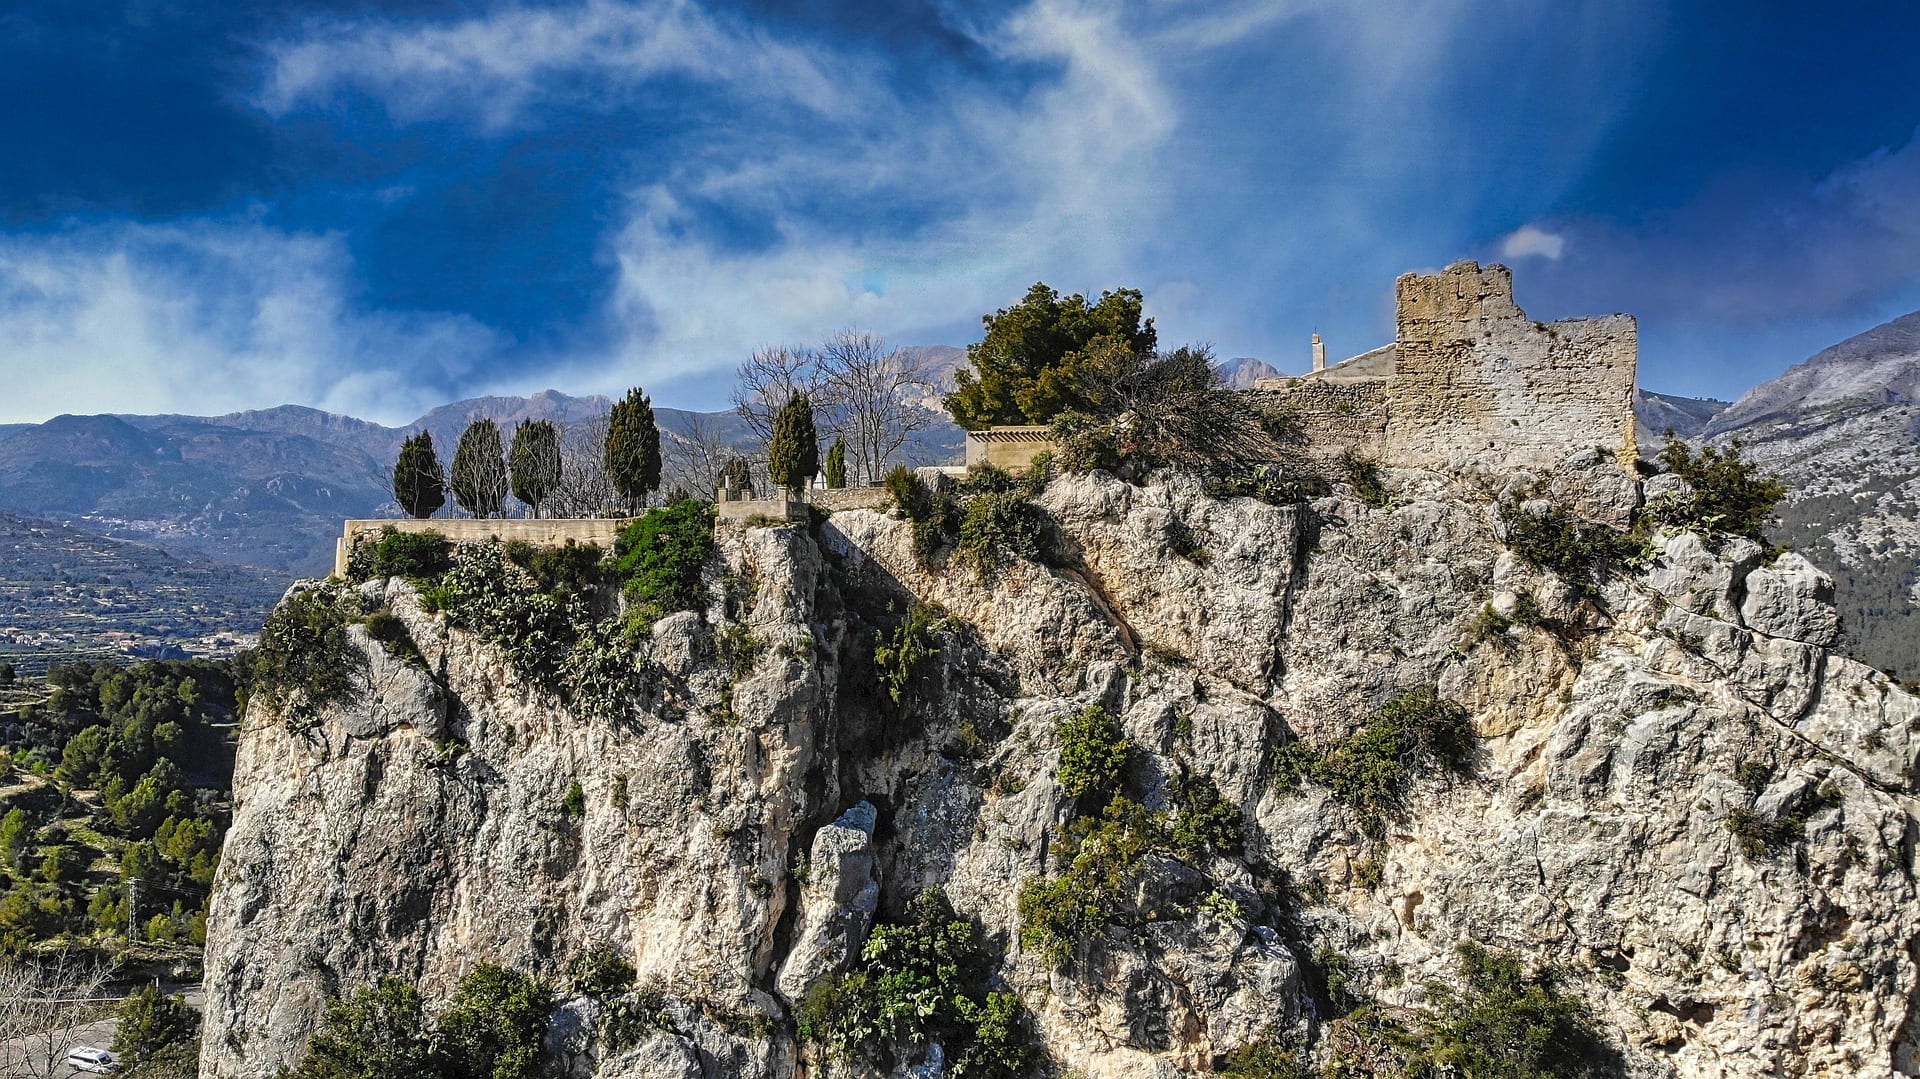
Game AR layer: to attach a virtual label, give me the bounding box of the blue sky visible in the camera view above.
[2,0,1919,423]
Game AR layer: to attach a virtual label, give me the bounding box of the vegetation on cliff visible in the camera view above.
[797,888,1039,1078]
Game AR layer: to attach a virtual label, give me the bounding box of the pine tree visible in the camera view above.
[451,418,510,518]
[392,432,446,519]
[509,420,561,518]
[605,388,663,514]
[767,393,819,495]
[824,437,848,488]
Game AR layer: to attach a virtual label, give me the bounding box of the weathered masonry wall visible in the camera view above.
[1384,261,1637,468]
[1247,380,1390,457]
[1253,261,1637,470]
[335,517,631,577]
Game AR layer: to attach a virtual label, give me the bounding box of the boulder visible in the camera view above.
[1739,553,1840,646]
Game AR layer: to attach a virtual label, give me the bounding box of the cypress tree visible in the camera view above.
[509,420,561,518]
[605,388,663,514]
[824,437,848,489]
[392,432,446,519]
[451,418,510,518]
[767,393,819,495]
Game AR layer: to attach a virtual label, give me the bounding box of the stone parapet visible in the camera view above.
[335,517,632,577]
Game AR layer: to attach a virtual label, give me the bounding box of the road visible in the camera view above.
[0,987,202,1078]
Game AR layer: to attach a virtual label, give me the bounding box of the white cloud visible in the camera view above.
[1500,223,1567,260]
[0,0,1673,420]
[0,220,502,424]
[256,0,866,128]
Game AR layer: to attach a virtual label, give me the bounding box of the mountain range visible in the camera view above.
[0,332,1915,676]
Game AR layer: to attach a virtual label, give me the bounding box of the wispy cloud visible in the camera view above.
[0,219,502,424]
[255,0,867,128]
[6,0,1685,420]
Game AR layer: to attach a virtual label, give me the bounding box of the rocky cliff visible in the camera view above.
[202,456,1920,1078]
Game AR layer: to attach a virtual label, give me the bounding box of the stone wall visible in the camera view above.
[812,487,892,513]
[1251,261,1637,471]
[1384,261,1637,468]
[335,517,632,577]
[1247,379,1390,457]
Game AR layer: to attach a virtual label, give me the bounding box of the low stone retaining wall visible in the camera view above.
[334,517,632,577]
[812,487,892,513]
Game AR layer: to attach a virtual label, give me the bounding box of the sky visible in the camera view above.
[2,0,1919,424]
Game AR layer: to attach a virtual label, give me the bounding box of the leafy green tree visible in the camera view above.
[766,393,818,495]
[113,984,199,1070]
[287,977,435,1079]
[508,420,562,518]
[393,432,447,519]
[0,808,33,869]
[433,964,555,1079]
[0,661,14,687]
[824,437,848,489]
[605,388,663,514]
[452,419,510,518]
[945,282,1156,429]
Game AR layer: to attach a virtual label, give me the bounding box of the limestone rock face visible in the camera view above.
[775,801,880,1003]
[203,458,1920,1079]
[1740,552,1842,646]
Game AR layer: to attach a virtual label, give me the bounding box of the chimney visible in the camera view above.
[1312,333,1326,373]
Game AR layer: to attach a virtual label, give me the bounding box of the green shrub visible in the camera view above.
[1017,797,1165,965]
[1417,942,1617,1077]
[1734,759,1772,794]
[614,501,716,621]
[1339,450,1389,509]
[1054,706,1128,801]
[509,539,606,597]
[569,946,635,998]
[433,964,556,1079]
[113,984,199,1069]
[954,489,1046,573]
[1273,687,1473,838]
[1651,437,1786,544]
[252,585,361,727]
[285,977,434,1079]
[1168,769,1242,860]
[562,781,585,819]
[1503,502,1647,596]
[1219,1037,1311,1078]
[873,603,945,707]
[363,610,424,668]
[1204,464,1332,506]
[371,529,452,580]
[799,888,1040,1078]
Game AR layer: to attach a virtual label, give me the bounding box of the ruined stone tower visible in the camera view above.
[1254,260,1639,470]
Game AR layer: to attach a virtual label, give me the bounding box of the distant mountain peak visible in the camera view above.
[1706,309,1920,437]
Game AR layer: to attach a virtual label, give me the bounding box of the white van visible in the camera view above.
[65,1046,116,1073]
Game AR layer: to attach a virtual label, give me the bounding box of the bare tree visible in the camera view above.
[545,415,622,518]
[0,949,113,1079]
[732,346,845,448]
[818,330,936,485]
[664,413,736,500]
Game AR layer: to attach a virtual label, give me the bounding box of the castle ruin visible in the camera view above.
[1254,260,1638,469]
